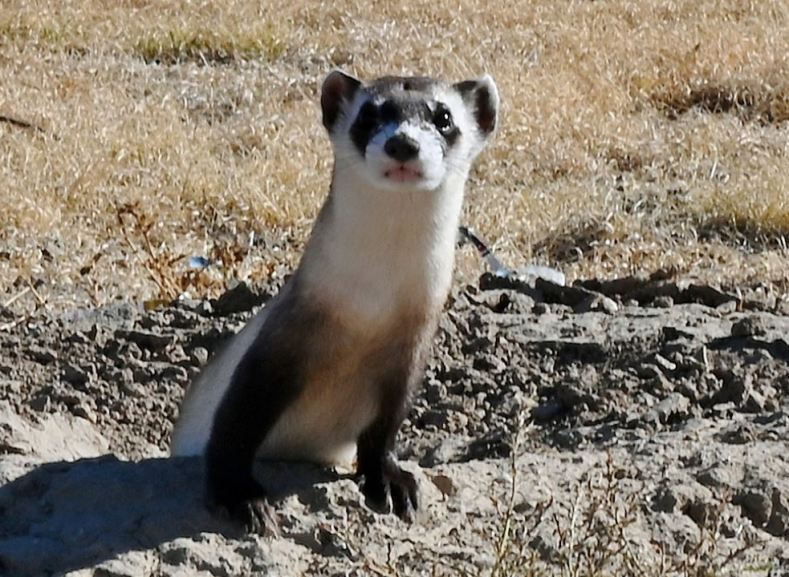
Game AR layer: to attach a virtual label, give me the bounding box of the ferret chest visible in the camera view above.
[256,315,422,466]
[302,183,462,330]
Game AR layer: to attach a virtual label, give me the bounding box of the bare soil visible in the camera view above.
[1,271,788,576]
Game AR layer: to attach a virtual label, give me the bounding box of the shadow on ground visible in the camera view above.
[0,455,336,576]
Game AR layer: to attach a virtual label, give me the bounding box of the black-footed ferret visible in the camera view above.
[171,71,499,533]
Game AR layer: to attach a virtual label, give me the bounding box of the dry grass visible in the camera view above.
[1,0,787,311]
[490,451,765,577]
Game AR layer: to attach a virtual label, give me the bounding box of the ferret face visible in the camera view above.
[321,72,499,193]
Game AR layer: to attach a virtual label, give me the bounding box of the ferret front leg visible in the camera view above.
[206,392,277,535]
[356,381,419,521]
[206,440,279,536]
[204,345,300,535]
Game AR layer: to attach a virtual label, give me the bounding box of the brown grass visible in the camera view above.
[490,450,764,577]
[1,0,787,311]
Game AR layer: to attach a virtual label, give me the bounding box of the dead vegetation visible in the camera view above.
[133,26,285,65]
[0,0,787,312]
[652,82,789,124]
[490,448,766,577]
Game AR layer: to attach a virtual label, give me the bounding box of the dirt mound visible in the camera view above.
[1,275,788,576]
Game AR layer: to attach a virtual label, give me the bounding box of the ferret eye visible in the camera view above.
[433,106,454,134]
[356,103,378,128]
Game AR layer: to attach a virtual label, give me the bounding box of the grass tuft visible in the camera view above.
[652,82,789,124]
[134,25,285,64]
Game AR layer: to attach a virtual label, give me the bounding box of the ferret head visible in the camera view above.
[321,71,499,193]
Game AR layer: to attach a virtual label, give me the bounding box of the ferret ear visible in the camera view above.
[321,70,362,132]
[453,75,499,137]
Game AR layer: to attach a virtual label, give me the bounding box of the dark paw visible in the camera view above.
[216,497,280,537]
[362,464,419,522]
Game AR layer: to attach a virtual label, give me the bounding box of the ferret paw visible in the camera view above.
[234,498,281,536]
[214,496,280,537]
[362,464,419,522]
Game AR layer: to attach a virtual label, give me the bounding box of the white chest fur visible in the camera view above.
[300,170,467,328]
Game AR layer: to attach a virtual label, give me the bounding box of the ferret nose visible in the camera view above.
[384,134,420,162]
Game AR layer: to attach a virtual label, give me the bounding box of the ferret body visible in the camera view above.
[171,71,499,531]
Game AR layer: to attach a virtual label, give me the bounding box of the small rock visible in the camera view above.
[662,326,693,342]
[420,410,449,428]
[29,394,51,412]
[553,428,583,449]
[92,551,155,577]
[696,463,738,489]
[555,382,595,410]
[462,335,493,355]
[735,488,773,527]
[452,412,469,430]
[504,292,537,314]
[189,347,210,366]
[28,347,57,364]
[62,364,90,387]
[647,393,690,424]
[574,294,619,314]
[731,316,767,337]
[487,291,511,313]
[314,526,358,560]
[743,389,767,413]
[160,365,189,382]
[65,331,91,346]
[424,380,445,403]
[654,295,674,308]
[599,296,621,315]
[71,404,96,423]
[636,364,666,381]
[213,282,264,315]
[115,329,174,352]
[767,488,789,537]
[652,486,680,512]
[677,380,700,401]
[716,423,755,445]
[652,353,677,372]
[184,299,210,317]
[121,378,147,398]
[160,542,189,565]
[61,302,138,332]
[518,264,566,286]
[716,300,737,314]
[683,498,717,528]
[61,394,83,410]
[166,344,189,364]
[472,354,507,373]
[532,302,549,315]
[420,437,467,466]
[119,367,134,383]
[532,400,565,423]
[709,372,752,407]
[652,483,713,518]
[465,431,510,460]
[428,473,458,497]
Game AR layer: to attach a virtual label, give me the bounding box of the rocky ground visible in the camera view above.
[1,271,789,576]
